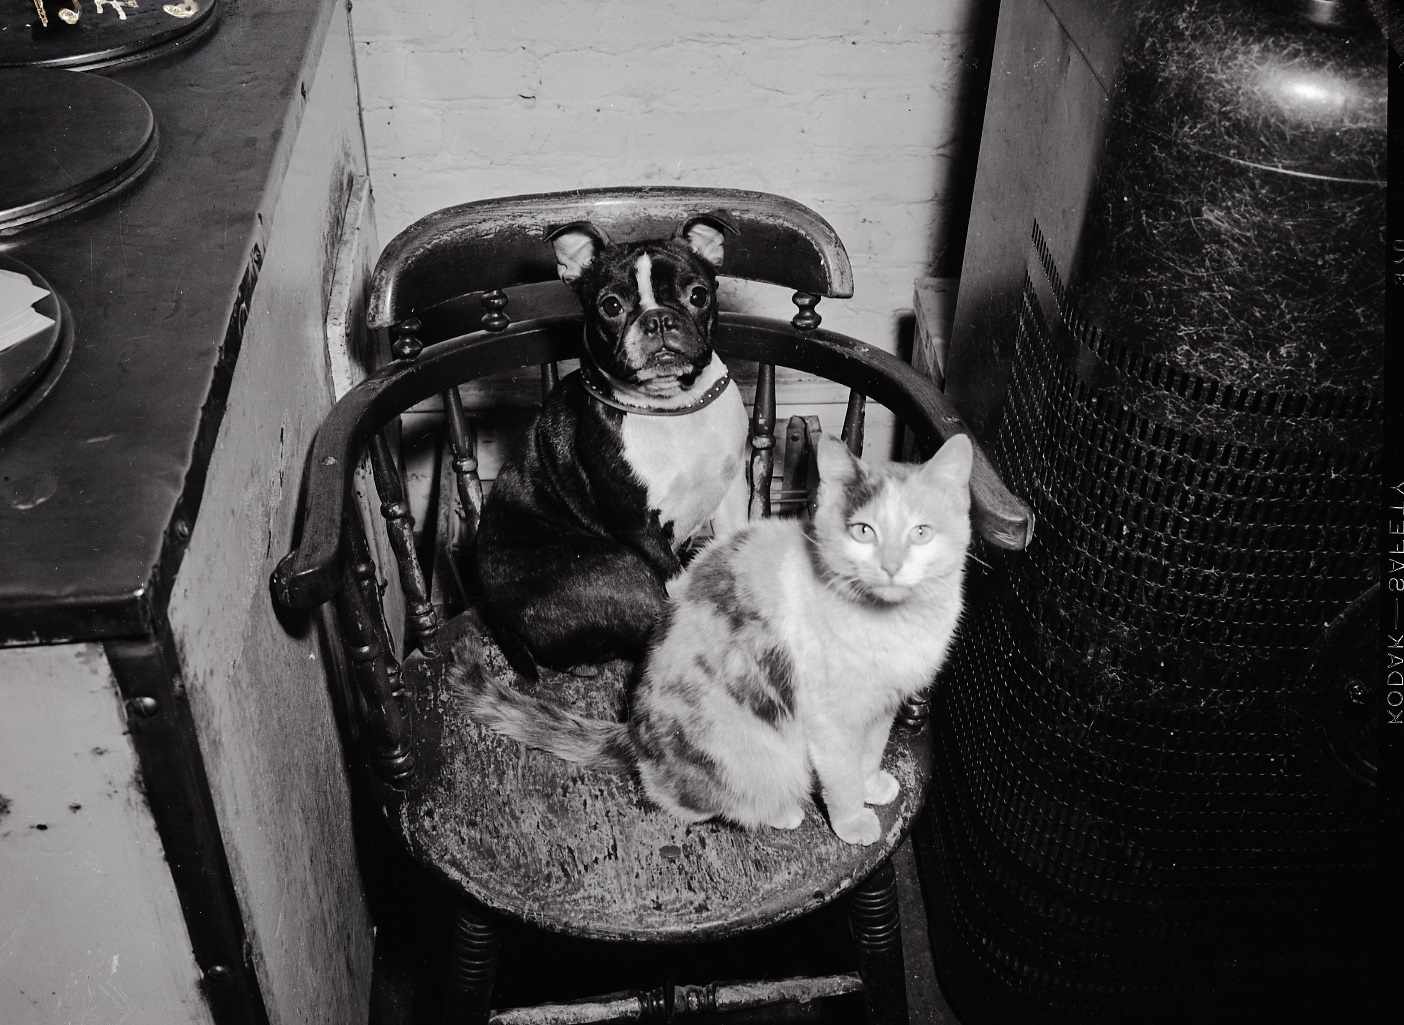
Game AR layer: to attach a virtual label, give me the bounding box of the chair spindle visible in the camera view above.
[897,692,930,731]
[541,361,560,403]
[849,861,908,1025]
[842,391,867,455]
[337,515,415,787]
[481,289,511,332]
[443,388,485,543]
[391,316,424,361]
[802,416,823,520]
[748,363,776,519]
[368,433,440,660]
[791,291,822,331]
[780,416,808,517]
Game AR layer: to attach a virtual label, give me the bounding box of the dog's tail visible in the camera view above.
[445,647,633,772]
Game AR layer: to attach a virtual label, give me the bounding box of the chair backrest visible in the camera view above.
[272,188,1034,790]
[366,186,855,333]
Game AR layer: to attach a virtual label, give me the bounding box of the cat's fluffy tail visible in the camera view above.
[445,648,633,772]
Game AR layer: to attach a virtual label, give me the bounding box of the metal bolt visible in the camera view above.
[127,696,160,719]
[173,518,191,541]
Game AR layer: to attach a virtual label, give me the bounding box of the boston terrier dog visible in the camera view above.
[474,213,749,671]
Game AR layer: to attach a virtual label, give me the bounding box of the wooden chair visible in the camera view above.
[272,187,1033,1025]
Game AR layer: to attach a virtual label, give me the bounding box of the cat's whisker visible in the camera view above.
[967,552,992,570]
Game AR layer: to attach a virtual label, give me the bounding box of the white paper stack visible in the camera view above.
[0,267,56,356]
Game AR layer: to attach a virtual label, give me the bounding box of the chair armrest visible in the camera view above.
[271,319,582,610]
[272,312,1034,612]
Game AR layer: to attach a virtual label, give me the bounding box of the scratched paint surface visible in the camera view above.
[0,644,212,1025]
[165,8,376,1023]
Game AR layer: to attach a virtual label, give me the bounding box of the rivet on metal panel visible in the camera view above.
[126,696,160,718]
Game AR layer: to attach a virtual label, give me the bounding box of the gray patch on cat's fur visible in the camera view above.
[802,530,883,607]
[759,645,795,712]
[840,469,883,520]
[665,769,720,817]
[666,721,720,776]
[632,716,666,761]
[688,546,762,631]
[635,716,722,816]
[725,675,783,726]
[634,715,717,777]
[718,644,795,727]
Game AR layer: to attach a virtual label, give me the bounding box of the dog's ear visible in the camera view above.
[546,222,610,284]
[676,212,737,269]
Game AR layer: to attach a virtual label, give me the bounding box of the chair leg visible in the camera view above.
[850,860,908,1025]
[446,899,499,1025]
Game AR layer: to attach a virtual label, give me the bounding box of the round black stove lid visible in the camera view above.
[0,255,73,434]
[0,0,219,71]
[0,66,157,235]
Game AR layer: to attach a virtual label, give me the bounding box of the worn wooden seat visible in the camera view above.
[272,187,1033,1024]
[401,609,931,943]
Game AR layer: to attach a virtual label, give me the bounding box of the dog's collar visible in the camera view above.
[579,363,732,417]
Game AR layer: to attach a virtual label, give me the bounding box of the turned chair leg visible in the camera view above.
[446,899,500,1025]
[850,860,908,1025]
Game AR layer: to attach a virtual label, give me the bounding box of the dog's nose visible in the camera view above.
[638,310,677,336]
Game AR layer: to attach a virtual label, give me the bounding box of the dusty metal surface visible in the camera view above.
[0,0,338,644]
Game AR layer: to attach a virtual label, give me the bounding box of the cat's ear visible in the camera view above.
[815,433,861,486]
[921,433,974,491]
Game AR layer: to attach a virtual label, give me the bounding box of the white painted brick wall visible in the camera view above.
[352,0,983,357]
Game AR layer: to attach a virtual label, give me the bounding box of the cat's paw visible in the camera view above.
[864,770,900,806]
[830,808,882,846]
[765,806,806,830]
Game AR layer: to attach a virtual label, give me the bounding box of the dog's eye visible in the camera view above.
[599,296,623,317]
[688,285,710,308]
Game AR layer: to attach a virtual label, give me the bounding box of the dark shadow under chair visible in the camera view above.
[272,187,1033,1025]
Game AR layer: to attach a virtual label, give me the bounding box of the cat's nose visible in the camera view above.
[879,542,906,579]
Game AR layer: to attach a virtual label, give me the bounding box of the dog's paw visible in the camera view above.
[830,808,882,846]
[864,770,900,807]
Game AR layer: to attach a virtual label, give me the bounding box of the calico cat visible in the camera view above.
[450,433,973,846]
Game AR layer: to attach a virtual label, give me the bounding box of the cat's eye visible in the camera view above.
[688,285,710,308]
[910,524,935,544]
[847,522,877,543]
[599,295,623,317]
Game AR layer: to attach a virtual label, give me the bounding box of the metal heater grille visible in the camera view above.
[925,221,1379,1022]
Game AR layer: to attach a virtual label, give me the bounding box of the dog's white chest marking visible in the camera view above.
[621,379,747,546]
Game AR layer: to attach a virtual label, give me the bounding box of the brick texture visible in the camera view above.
[353,0,982,349]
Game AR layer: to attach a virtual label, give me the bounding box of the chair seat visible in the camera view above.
[392,610,932,944]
